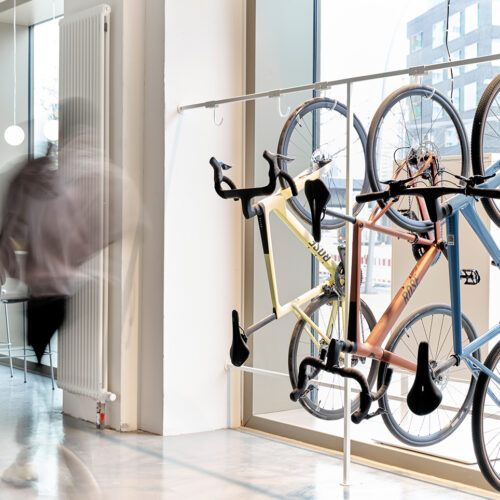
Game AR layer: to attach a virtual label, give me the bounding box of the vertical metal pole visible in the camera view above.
[4,302,13,377]
[22,302,27,383]
[364,204,375,293]
[342,82,353,486]
[48,340,55,390]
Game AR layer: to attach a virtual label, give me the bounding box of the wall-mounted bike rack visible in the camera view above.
[180,51,500,487]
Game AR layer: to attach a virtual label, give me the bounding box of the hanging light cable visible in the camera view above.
[4,0,25,146]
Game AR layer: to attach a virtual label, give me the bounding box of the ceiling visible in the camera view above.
[0,0,63,26]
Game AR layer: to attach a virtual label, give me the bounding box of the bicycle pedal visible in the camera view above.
[460,269,480,285]
[364,407,386,420]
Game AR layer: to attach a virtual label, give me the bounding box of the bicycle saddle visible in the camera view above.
[305,179,331,242]
[407,342,442,416]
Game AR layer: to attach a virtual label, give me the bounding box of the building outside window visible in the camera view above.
[464,81,478,110]
[451,49,463,74]
[445,126,459,146]
[465,3,479,32]
[433,100,445,120]
[493,0,500,25]
[32,18,59,159]
[410,31,423,52]
[448,11,462,41]
[431,57,445,83]
[464,42,478,71]
[493,39,500,66]
[432,19,444,48]
[450,87,462,112]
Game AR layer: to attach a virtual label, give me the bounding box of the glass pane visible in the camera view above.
[32,18,59,159]
[432,20,444,48]
[410,32,423,52]
[464,42,478,72]
[464,3,479,33]
[464,82,477,110]
[296,0,500,469]
[448,11,462,41]
[493,0,500,25]
[493,39,500,66]
[31,18,60,368]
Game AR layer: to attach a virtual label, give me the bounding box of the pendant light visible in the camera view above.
[4,0,25,146]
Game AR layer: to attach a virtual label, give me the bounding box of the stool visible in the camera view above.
[0,295,55,389]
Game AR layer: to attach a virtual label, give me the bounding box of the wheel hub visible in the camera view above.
[430,360,449,390]
[310,149,333,170]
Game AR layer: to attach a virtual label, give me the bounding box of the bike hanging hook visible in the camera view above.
[316,81,331,99]
[423,87,436,100]
[207,103,224,127]
[278,95,290,118]
[269,91,290,118]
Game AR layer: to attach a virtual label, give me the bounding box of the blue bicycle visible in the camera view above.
[357,163,500,491]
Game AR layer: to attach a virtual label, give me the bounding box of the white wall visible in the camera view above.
[63,0,244,435]
[163,0,244,434]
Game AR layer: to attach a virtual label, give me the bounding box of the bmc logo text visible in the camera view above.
[402,276,419,304]
[308,240,331,263]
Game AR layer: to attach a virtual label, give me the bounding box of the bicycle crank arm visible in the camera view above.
[433,354,459,378]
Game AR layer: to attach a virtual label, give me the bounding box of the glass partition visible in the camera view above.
[246,0,500,487]
[32,18,59,159]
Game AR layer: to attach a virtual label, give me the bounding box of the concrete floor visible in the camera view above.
[0,365,494,499]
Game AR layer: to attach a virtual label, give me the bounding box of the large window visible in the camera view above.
[247,0,500,489]
[32,18,59,159]
[30,17,60,368]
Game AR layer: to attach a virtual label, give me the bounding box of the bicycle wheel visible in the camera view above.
[288,293,378,420]
[378,304,478,446]
[277,97,369,229]
[367,85,469,233]
[471,74,500,228]
[472,339,500,491]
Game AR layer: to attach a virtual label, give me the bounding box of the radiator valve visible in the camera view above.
[96,401,106,430]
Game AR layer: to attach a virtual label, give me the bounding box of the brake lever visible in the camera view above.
[469,173,495,186]
[381,177,413,188]
[220,162,233,171]
[274,153,295,163]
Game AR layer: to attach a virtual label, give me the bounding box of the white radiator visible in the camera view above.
[57,4,114,402]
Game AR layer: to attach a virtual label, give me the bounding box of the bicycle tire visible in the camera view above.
[288,293,378,420]
[471,74,500,228]
[277,97,369,230]
[472,339,500,491]
[366,85,469,233]
[378,304,478,446]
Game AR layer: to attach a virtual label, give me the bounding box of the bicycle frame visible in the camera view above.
[444,161,500,403]
[247,165,435,369]
[346,214,440,372]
